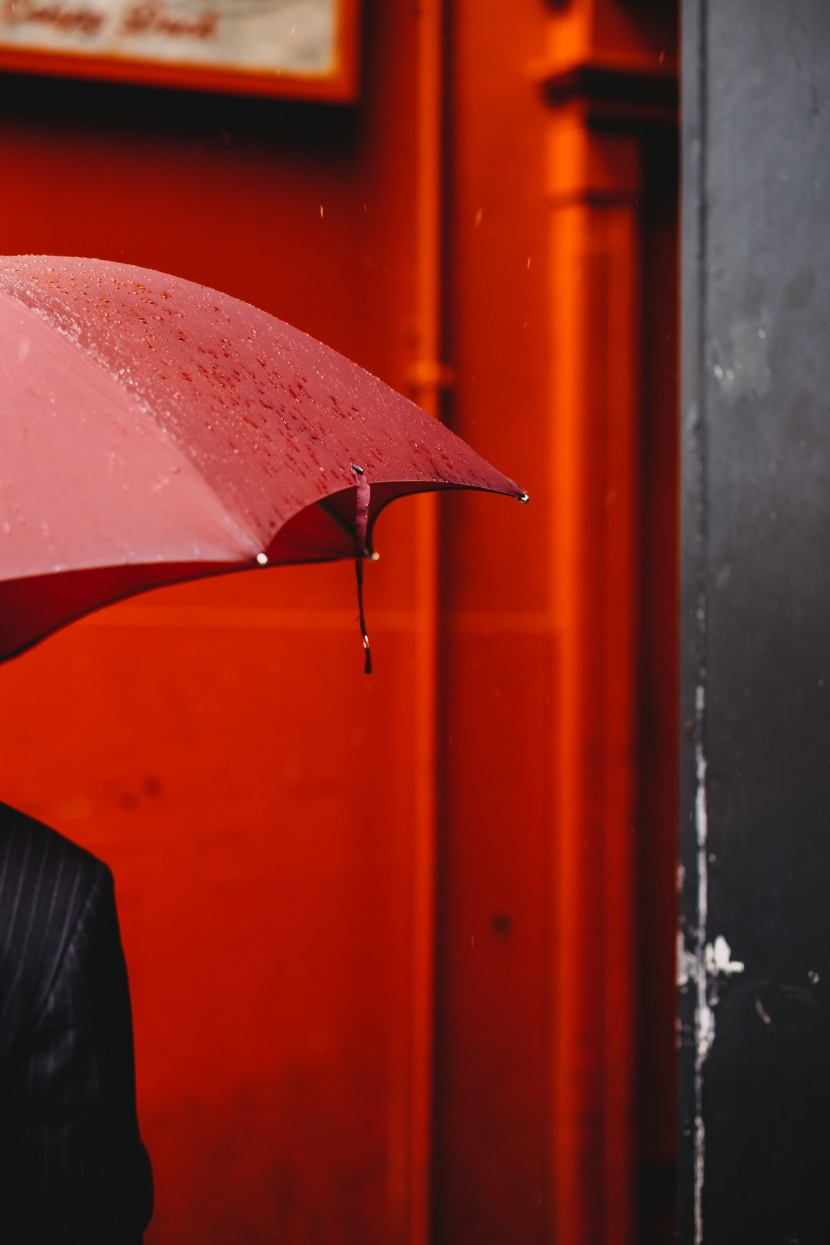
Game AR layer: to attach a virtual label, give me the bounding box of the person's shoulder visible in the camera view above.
[0,803,112,1047]
[0,800,108,887]
[0,802,112,954]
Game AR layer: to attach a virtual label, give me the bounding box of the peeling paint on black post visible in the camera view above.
[679,2,830,1242]
[678,3,708,1241]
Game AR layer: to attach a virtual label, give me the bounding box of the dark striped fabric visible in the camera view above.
[0,803,152,1243]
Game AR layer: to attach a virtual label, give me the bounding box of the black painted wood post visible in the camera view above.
[680,2,830,1241]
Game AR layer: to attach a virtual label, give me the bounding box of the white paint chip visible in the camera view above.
[706,935,745,977]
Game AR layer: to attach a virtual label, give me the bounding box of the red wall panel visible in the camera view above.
[0,6,439,1239]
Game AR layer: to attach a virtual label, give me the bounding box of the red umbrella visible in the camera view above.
[0,256,526,670]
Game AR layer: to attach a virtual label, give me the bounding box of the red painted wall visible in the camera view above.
[0,6,438,1240]
[0,2,678,1242]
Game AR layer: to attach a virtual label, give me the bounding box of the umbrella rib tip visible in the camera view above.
[518,491,530,505]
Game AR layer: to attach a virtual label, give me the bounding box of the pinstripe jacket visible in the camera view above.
[0,803,153,1244]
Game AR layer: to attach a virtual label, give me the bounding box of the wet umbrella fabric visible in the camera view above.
[0,256,525,666]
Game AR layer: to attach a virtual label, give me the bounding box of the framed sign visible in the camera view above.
[0,0,360,99]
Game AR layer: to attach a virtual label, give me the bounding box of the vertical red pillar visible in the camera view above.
[433,3,677,1244]
[547,116,642,1245]
[539,4,678,1242]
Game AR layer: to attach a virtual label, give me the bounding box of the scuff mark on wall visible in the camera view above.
[755,997,772,1026]
[710,319,771,397]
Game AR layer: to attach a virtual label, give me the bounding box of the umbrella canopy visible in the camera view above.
[0,255,525,665]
